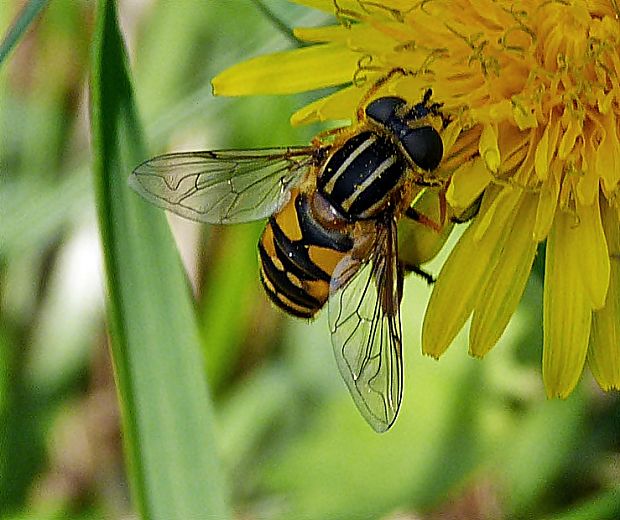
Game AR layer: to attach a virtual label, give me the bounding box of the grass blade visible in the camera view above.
[90,1,229,517]
[0,0,50,66]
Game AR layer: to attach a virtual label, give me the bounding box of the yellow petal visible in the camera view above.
[469,192,538,356]
[212,43,359,96]
[597,89,614,115]
[576,165,599,207]
[439,120,463,159]
[574,198,611,310]
[534,121,551,181]
[290,85,361,125]
[479,124,500,174]
[293,0,419,18]
[295,23,395,51]
[577,128,601,206]
[512,99,538,130]
[534,116,561,182]
[446,156,492,211]
[595,111,620,193]
[473,186,520,242]
[588,197,620,390]
[437,125,481,177]
[471,100,513,125]
[423,186,518,358]
[533,160,561,241]
[543,211,592,398]
[294,25,348,44]
[558,117,582,160]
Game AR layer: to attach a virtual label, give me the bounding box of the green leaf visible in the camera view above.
[249,0,298,45]
[502,394,586,517]
[540,487,620,520]
[90,1,229,518]
[201,223,263,389]
[0,0,50,66]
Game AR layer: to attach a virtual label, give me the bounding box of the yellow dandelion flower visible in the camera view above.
[213,0,620,397]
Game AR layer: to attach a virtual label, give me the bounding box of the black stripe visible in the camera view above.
[259,270,316,319]
[346,159,404,216]
[296,194,353,252]
[322,133,386,205]
[270,218,331,282]
[319,132,374,187]
[318,132,403,218]
[258,242,322,311]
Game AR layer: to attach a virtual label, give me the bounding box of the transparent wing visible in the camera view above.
[328,217,404,432]
[129,148,318,224]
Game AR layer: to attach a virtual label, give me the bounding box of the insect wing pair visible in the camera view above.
[130,145,404,433]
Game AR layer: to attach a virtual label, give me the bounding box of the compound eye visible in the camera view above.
[365,97,406,125]
[402,126,443,171]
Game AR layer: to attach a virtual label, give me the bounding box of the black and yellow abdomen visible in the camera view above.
[258,190,354,318]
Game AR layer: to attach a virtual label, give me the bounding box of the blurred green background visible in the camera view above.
[1,1,619,519]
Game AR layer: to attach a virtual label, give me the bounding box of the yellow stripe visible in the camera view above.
[340,155,397,211]
[323,134,377,194]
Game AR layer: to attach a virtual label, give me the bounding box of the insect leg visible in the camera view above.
[438,188,447,227]
[355,67,413,121]
[402,262,435,284]
[404,206,444,233]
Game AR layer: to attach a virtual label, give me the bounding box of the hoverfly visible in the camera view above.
[129,91,447,432]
